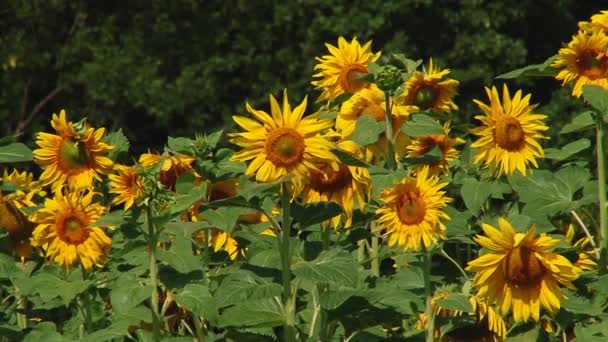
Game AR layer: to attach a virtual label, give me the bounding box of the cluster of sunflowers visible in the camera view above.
[1,9,608,342]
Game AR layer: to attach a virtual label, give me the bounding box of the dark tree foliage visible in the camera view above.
[0,0,604,153]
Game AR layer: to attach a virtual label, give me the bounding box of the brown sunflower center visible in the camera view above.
[59,138,91,168]
[340,64,368,93]
[309,164,353,193]
[58,216,90,245]
[265,127,305,168]
[0,199,30,236]
[396,185,426,225]
[494,116,525,151]
[504,246,545,287]
[577,51,608,79]
[414,86,438,109]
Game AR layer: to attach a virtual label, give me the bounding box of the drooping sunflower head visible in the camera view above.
[466,218,581,323]
[302,140,371,229]
[0,169,46,208]
[312,36,381,101]
[405,122,465,176]
[0,193,36,261]
[375,166,452,251]
[399,58,459,113]
[139,151,195,190]
[564,224,598,271]
[33,110,114,191]
[552,29,608,97]
[109,164,145,211]
[229,89,338,188]
[470,85,549,176]
[30,189,112,270]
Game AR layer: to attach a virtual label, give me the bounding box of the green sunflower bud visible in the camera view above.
[376,65,403,93]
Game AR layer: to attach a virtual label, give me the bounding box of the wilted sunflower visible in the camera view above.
[230,89,338,187]
[337,85,415,160]
[139,152,195,190]
[301,140,371,229]
[30,190,112,270]
[312,36,381,101]
[33,110,114,191]
[466,218,581,323]
[109,165,145,211]
[416,293,507,341]
[565,224,598,271]
[405,122,464,175]
[470,85,548,176]
[399,59,459,113]
[375,166,451,251]
[552,29,608,97]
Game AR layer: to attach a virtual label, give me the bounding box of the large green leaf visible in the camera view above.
[560,111,595,134]
[23,322,67,342]
[460,178,492,217]
[175,283,218,324]
[351,115,385,146]
[435,293,474,313]
[496,55,557,79]
[0,143,33,163]
[544,138,590,160]
[156,233,203,274]
[292,249,358,287]
[109,276,153,314]
[401,113,444,137]
[583,84,608,114]
[103,129,130,160]
[213,270,282,308]
[218,298,284,328]
[16,271,91,307]
[290,201,343,229]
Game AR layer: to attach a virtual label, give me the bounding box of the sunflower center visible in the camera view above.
[577,51,608,79]
[494,116,525,151]
[397,186,426,225]
[59,138,91,168]
[309,164,353,193]
[504,246,545,287]
[414,86,438,109]
[58,216,90,245]
[265,127,305,168]
[340,65,368,93]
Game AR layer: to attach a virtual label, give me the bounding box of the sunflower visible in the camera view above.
[30,189,112,270]
[312,36,381,101]
[415,293,507,341]
[470,85,548,176]
[337,85,415,160]
[405,122,464,175]
[301,140,371,229]
[564,224,597,271]
[398,59,459,113]
[0,169,46,208]
[0,194,36,261]
[552,29,608,97]
[578,11,608,33]
[230,89,338,188]
[375,166,451,251]
[33,110,114,191]
[109,165,145,211]
[139,152,195,190]
[466,218,581,323]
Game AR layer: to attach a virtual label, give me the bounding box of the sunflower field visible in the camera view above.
[3,5,608,342]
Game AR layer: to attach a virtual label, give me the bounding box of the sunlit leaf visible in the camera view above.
[496,55,557,79]
[292,249,358,287]
[351,115,385,146]
[0,143,33,163]
[175,283,218,324]
[401,113,444,137]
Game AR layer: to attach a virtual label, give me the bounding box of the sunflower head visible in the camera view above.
[579,10,608,33]
[375,166,452,251]
[399,58,459,113]
[109,165,145,211]
[312,37,381,101]
[405,122,464,175]
[139,152,195,190]
[0,169,46,208]
[33,110,114,191]
[470,85,548,176]
[30,189,111,270]
[552,29,608,97]
[229,89,338,188]
[466,218,581,323]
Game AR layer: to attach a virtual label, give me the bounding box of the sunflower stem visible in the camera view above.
[571,210,600,258]
[146,204,162,341]
[370,235,380,277]
[322,227,331,250]
[192,313,206,342]
[440,249,469,280]
[596,115,608,273]
[384,92,396,170]
[15,287,27,330]
[280,184,296,342]
[79,266,93,335]
[422,246,435,342]
[357,240,366,271]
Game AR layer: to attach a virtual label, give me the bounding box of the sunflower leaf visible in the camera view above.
[332,148,370,167]
[495,55,558,79]
[175,283,218,324]
[351,115,385,146]
[401,113,444,136]
[435,293,474,313]
[290,201,343,228]
[156,233,203,273]
[218,297,284,328]
[560,111,595,134]
[583,84,608,114]
[292,249,358,287]
[0,143,33,163]
[460,178,492,217]
[103,129,130,160]
[544,138,590,160]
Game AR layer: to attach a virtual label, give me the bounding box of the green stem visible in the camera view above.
[440,249,469,280]
[280,184,295,342]
[16,291,27,330]
[192,313,205,342]
[357,240,366,271]
[322,227,331,250]
[384,92,396,170]
[80,267,93,335]
[370,235,380,277]
[597,116,608,273]
[147,204,162,341]
[422,247,434,342]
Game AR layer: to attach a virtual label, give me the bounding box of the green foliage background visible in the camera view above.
[0,0,603,152]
